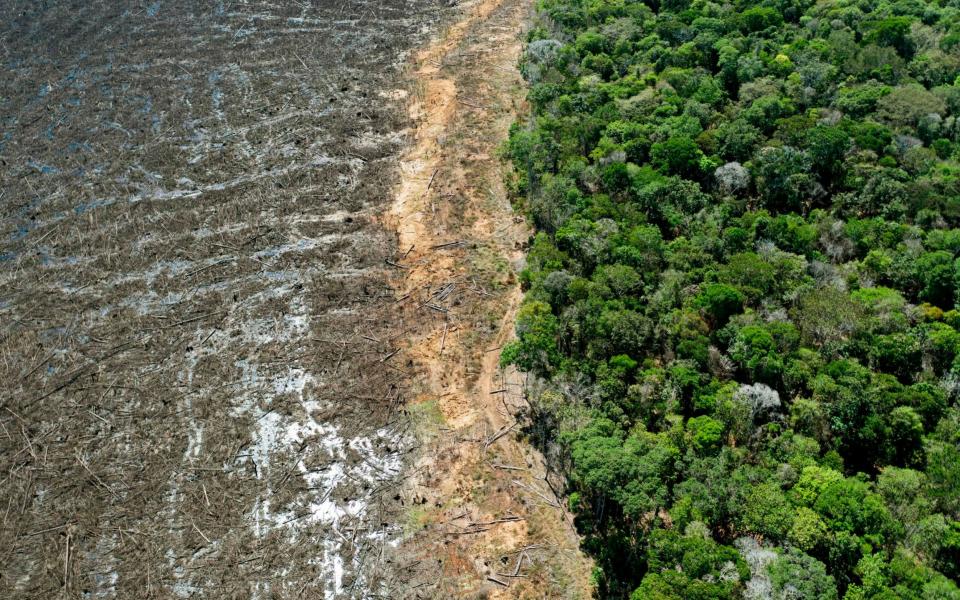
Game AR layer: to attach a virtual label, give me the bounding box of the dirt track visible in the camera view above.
[384,0,593,596]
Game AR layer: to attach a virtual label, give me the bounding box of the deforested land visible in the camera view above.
[0,0,594,598]
[0,1,447,596]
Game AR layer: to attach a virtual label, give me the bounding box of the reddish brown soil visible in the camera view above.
[386,0,594,596]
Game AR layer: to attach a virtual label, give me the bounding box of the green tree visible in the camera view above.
[501,300,560,375]
[650,136,704,179]
[718,252,776,301]
[767,549,838,600]
[864,17,915,59]
[510,0,960,593]
[633,528,747,599]
[717,119,761,161]
[806,126,851,187]
[876,85,947,128]
[876,468,930,533]
[752,146,816,212]
[916,251,955,308]
[739,6,783,33]
[814,478,894,543]
[835,81,893,118]
[741,482,794,539]
[886,406,925,468]
[789,506,831,552]
[792,465,844,506]
[687,415,724,453]
[694,283,745,328]
[926,409,960,515]
[729,326,784,384]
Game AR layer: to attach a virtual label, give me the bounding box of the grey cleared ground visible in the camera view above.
[0,1,445,597]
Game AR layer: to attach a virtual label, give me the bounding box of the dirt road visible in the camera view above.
[385,0,594,596]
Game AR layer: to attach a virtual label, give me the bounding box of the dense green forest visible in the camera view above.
[503,0,960,597]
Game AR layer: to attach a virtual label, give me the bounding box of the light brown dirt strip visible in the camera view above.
[387,0,594,597]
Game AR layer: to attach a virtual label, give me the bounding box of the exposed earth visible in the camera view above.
[385,0,594,596]
[0,0,590,598]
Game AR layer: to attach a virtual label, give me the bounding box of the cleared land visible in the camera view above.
[383,0,593,596]
[0,1,445,597]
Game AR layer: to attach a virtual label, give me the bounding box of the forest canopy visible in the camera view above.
[504,0,960,597]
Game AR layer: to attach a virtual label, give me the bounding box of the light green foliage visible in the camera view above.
[876,468,930,534]
[790,507,831,552]
[632,528,747,599]
[854,553,889,597]
[569,420,678,521]
[814,478,894,541]
[741,482,794,539]
[686,415,724,453]
[793,465,844,506]
[768,549,838,600]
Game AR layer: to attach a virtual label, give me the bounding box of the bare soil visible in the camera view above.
[0,1,591,598]
[0,1,449,598]
[384,0,594,596]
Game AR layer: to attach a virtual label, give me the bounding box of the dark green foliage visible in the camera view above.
[650,136,704,178]
[805,126,851,187]
[864,17,915,59]
[631,528,749,599]
[694,283,744,327]
[739,7,783,33]
[752,146,815,212]
[500,300,559,376]
[506,0,960,596]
